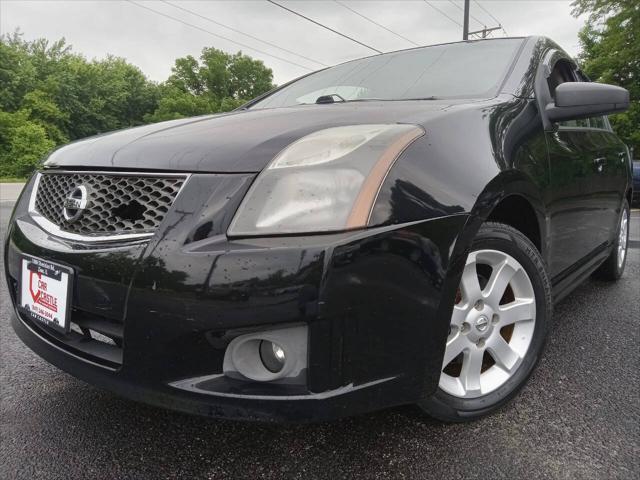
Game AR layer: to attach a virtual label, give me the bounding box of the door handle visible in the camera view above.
[593,157,606,173]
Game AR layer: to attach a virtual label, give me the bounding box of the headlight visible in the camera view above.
[228,124,424,236]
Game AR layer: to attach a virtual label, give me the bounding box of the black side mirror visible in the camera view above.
[546,82,630,122]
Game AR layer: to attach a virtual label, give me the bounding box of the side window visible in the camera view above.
[548,60,590,128]
[588,115,608,130]
[547,60,574,98]
[561,118,590,128]
[555,67,610,130]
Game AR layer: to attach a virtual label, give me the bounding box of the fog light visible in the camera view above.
[260,340,286,373]
[223,325,308,383]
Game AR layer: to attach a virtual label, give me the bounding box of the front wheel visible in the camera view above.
[419,222,552,422]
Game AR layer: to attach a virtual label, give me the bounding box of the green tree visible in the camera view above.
[0,32,162,176]
[0,32,276,177]
[21,89,69,144]
[42,54,160,139]
[0,110,55,177]
[150,47,274,121]
[1,33,159,138]
[572,0,639,153]
[0,37,36,111]
[228,53,274,100]
[144,85,213,123]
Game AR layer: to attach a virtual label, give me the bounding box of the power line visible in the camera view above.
[473,1,509,35]
[422,0,462,27]
[266,0,382,54]
[473,1,501,25]
[334,1,419,47]
[448,0,484,27]
[125,0,314,71]
[161,0,328,67]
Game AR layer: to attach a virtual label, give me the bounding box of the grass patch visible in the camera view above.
[0,177,27,183]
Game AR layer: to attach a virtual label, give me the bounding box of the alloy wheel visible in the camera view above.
[617,208,629,269]
[439,249,537,399]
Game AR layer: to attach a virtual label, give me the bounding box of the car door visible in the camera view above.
[543,57,625,278]
[579,112,630,242]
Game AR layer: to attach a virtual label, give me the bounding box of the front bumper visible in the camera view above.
[5,174,468,422]
[11,312,413,422]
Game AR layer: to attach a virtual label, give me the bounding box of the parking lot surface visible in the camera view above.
[1,199,638,480]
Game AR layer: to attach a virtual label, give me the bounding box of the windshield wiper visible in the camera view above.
[343,98,384,102]
[398,96,440,101]
[307,95,441,106]
[350,96,441,102]
[314,97,388,104]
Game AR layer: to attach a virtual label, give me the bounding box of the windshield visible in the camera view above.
[250,39,524,110]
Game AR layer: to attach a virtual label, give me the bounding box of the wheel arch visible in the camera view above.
[464,172,547,258]
[428,172,547,381]
[441,172,548,306]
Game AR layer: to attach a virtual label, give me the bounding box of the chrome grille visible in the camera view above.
[32,172,186,237]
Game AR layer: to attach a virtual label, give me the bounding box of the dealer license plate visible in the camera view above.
[19,255,73,333]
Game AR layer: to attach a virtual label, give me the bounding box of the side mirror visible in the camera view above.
[546,82,629,123]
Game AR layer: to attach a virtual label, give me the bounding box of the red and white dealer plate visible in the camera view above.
[19,255,73,333]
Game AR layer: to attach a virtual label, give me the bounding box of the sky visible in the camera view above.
[0,0,588,85]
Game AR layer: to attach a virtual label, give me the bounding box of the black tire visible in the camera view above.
[593,199,630,281]
[418,222,552,422]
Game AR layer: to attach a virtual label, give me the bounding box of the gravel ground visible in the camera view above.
[1,201,638,480]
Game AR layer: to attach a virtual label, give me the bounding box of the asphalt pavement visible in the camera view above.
[1,197,638,480]
[0,183,25,203]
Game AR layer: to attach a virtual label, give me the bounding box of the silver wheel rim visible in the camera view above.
[617,209,628,269]
[439,249,536,399]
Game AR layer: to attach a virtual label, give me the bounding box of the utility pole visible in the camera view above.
[468,25,503,39]
[462,1,502,40]
[463,0,470,40]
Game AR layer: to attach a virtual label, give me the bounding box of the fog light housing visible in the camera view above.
[223,325,307,384]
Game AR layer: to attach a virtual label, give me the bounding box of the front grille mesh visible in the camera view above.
[34,172,185,236]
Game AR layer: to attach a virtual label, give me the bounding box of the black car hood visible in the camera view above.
[44,100,479,173]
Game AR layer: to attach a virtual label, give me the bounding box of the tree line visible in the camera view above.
[0,32,274,177]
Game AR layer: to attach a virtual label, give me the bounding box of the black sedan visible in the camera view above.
[4,36,632,422]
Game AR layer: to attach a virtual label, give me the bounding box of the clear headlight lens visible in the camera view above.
[228,124,424,236]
